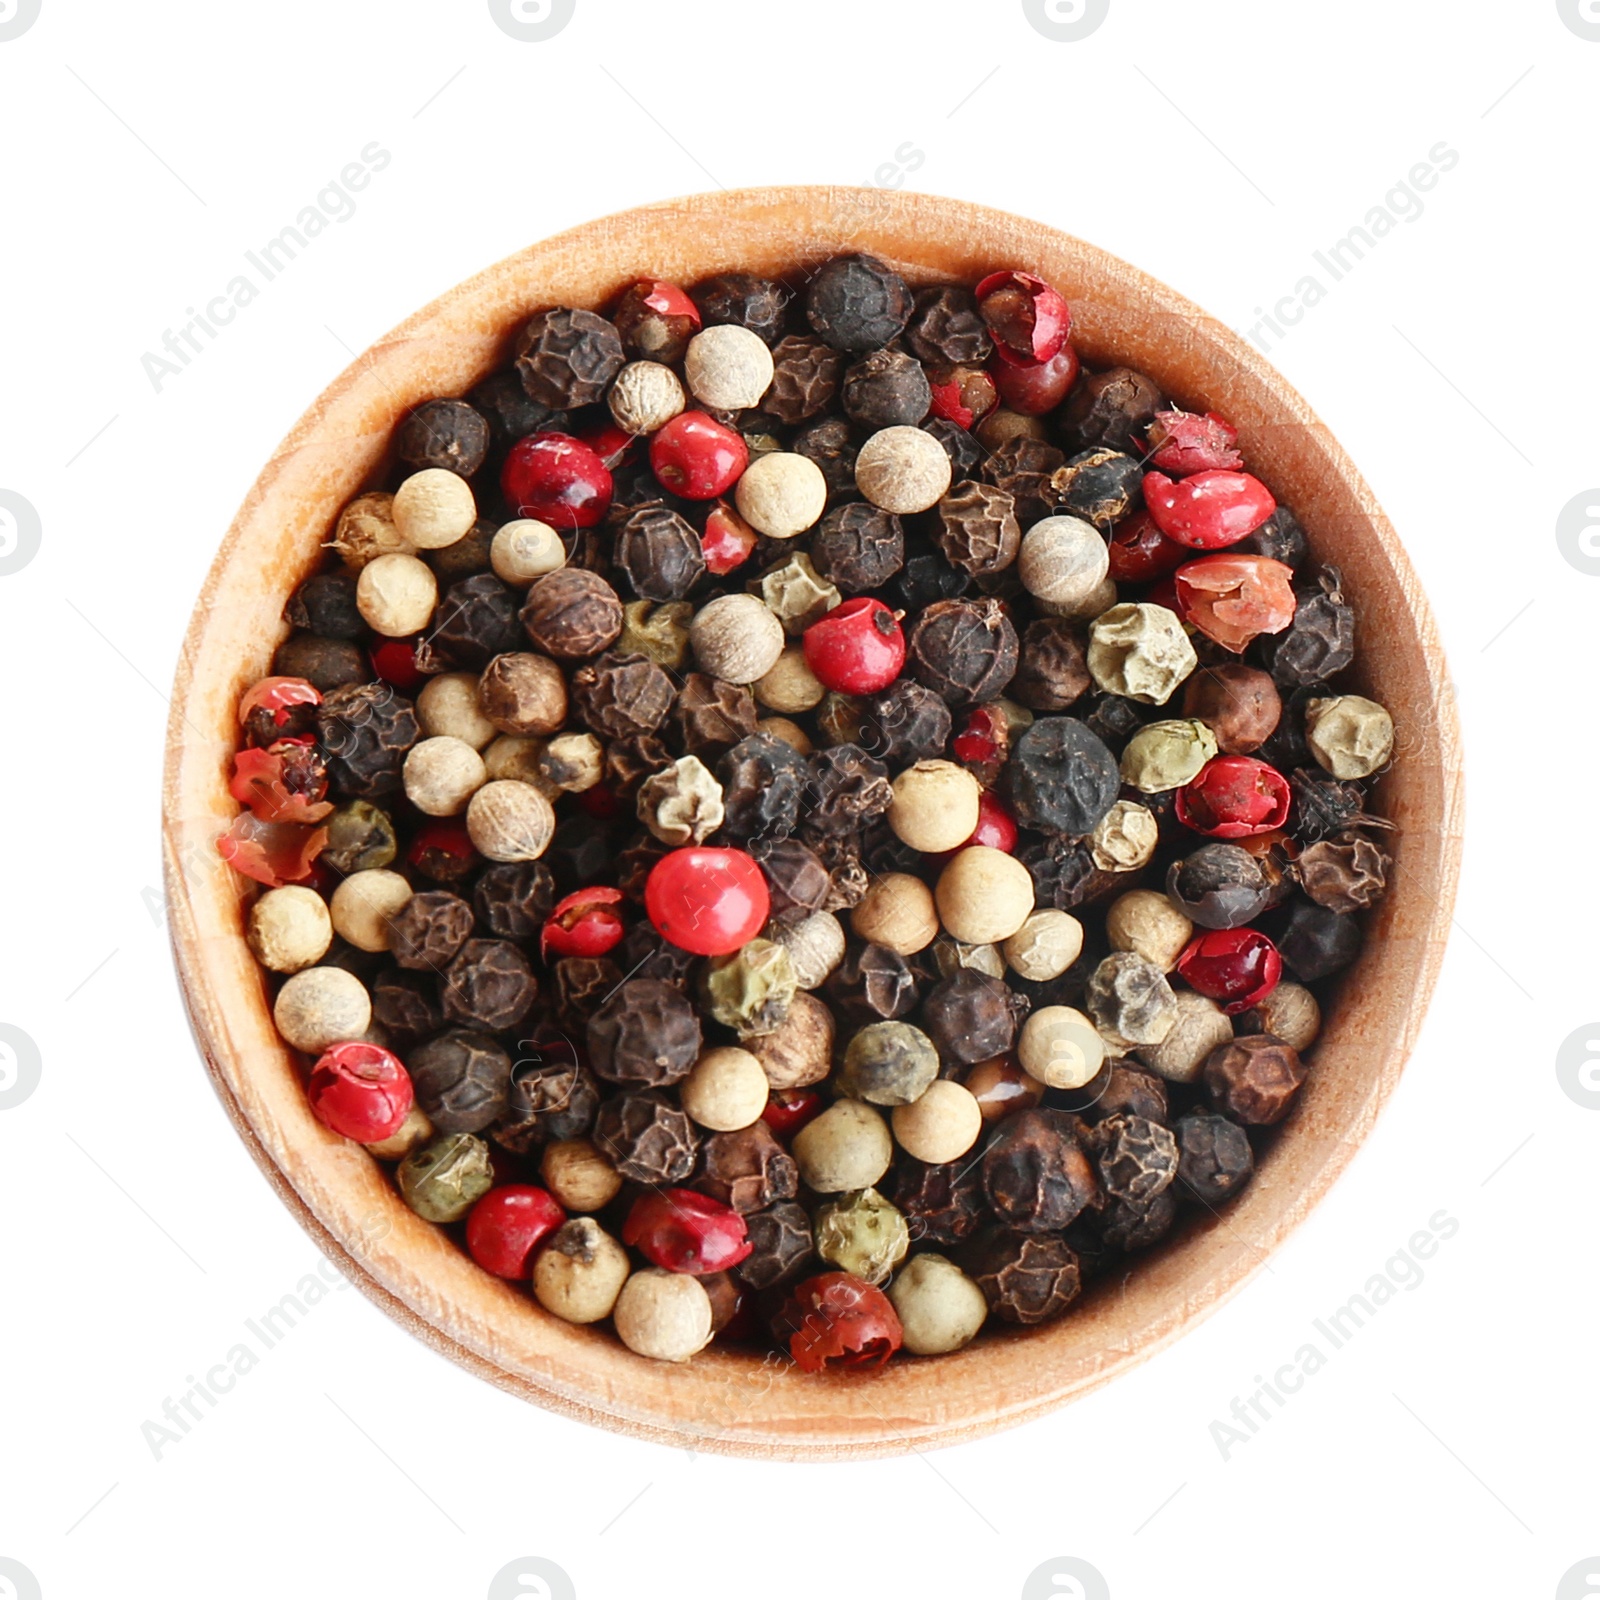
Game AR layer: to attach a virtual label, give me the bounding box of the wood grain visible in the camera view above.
[163,187,1464,1458]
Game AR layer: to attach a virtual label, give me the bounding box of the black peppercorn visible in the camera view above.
[316,681,419,799]
[1174,1111,1254,1205]
[1099,1189,1178,1253]
[611,501,706,602]
[1204,1035,1306,1125]
[614,923,698,987]
[1053,448,1143,531]
[717,731,808,840]
[791,416,859,505]
[1277,897,1363,980]
[1019,835,1118,913]
[1234,504,1308,569]
[921,416,985,481]
[441,938,539,1033]
[698,1122,799,1214]
[824,942,921,1026]
[1090,1113,1179,1204]
[615,832,671,904]
[749,840,830,927]
[810,502,905,595]
[804,253,914,350]
[922,969,1024,1067]
[551,957,624,1031]
[967,1228,1082,1324]
[1167,843,1272,930]
[983,1109,1100,1233]
[426,519,496,587]
[908,597,1019,707]
[568,650,673,741]
[514,306,625,409]
[287,571,365,641]
[689,271,788,345]
[467,368,560,452]
[1007,716,1121,835]
[673,673,758,759]
[840,348,932,429]
[1288,768,1378,842]
[407,1028,512,1134]
[982,436,1067,527]
[892,1157,986,1246]
[803,744,893,835]
[388,889,475,973]
[1258,565,1356,689]
[1082,1061,1169,1126]
[904,283,994,366]
[274,633,368,693]
[1062,366,1163,451]
[935,480,1021,577]
[882,539,971,615]
[519,568,624,660]
[420,572,520,671]
[395,399,491,478]
[760,334,844,424]
[858,679,952,766]
[586,978,702,1088]
[1078,690,1148,750]
[593,1089,699,1184]
[1012,618,1093,713]
[605,733,673,796]
[544,814,621,894]
[735,1200,815,1289]
[370,967,442,1045]
[492,1047,601,1152]
[473,860,557,939]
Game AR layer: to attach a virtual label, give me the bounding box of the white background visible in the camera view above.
[1,2,1596,1597]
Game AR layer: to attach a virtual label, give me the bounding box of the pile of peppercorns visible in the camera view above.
[223,255,1397,1369]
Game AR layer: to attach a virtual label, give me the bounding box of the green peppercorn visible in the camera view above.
[397,1132,493,1222]
[320,800,398,874]
[1119,718,1218,793]
[838,1021,940,1106]
[813,1186,910,1285]
[701,938,798,1036]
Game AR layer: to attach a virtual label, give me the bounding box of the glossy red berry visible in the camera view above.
[1107,509,1190,584]
[952,703,1008,771]
[761,1088,824,1139]
[1173,553,1297,653]
[307,1042,413,1142]
[541,886,626,960]
[1147,409,1243,475]
[965,788,1019,853]
[407,818,475,873]
[369,636,427,692]
[622,1188,752,1276]
[465,1185,566,1278]
[1142,469,1276,549]
[1177,928,1283,1014]
[649,410,748,500]
[975,270,1071,366]
[501,431,613,529]
[927,367,998,430]
[989,344,1080,414]
[803,597,906,695]
[645,846,770,956]
[1176,757,1292,838]
[238,675,321,728]
[701,500,759,574]
[574,421,633,470]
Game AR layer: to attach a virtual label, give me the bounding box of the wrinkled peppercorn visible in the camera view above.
[922,416,985,480]
[1175,1111,1254,1204]
[1204,1034,1306,1125]
[370,967,442,1045]
[569,651,673,740]
[936,480,1021,576]
[982,436,1066,527]
[805,253,913,350]
[717,731,808,840]
[1054,449,1142,531]
[1081,1060,1169,1125]
[690,271,788,345]
[288,571,364,641]
[468,368,559,451]
[735,1201,815,1289]
[441,938,539,1032]
[1099,1188,1178,1252]
[663,673,751,759]
[1296,832,1390,913]
[494,1053,600,1152]
[388,889,474,972]
[904,283,994,366]
[982,1109,1099,1231]
[892,1157,985,1246]
[273,633,368,692]
[317,682,419,799]
[515,307,626,409]
[594,1089,699,1184]
[1288,768,1376,842]
[1167,843,1272,929]
[748,837,830,924]
[967,1228,1082,1324]
[841,348,931,429]
[585,978,701,1088]
[408,1028,512,1134]
[803,744,893,835]
[1078,691,1147,749]
[1259,565,1356,688]
[792,417,859,504]
[519,568,624,660]
[423,573,521,671]
[824,942,921,1026]
[551,957,624,1030]
[1277,898,1363,979]
[1007,717,1121,835]
[611,501,706,601]
[1020,835,1118,912]
[396,399,491,477]
[1012,618,1093,712]
[1063,367,1163,451]
[921,969,1024,1066]
[908,598,1018,707]
[1236,505,1308,569]
[859,678,952,766]
[760,333,844,424]
[810,501,905,595]
[698,1122,799,1214]
[1091,1113,1179,1204]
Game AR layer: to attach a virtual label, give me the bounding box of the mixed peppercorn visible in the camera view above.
[224,253,1397,1371]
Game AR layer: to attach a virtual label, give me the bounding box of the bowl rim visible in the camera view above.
[163,184,1464,1459]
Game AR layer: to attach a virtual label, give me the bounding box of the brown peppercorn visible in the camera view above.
[395,399,490,477]
[824,942,921,1028]
[387,889,474,973]
[810,501,905,596]
[982,1108,1100,1232]
[697,1121,799,1214]
[1062,367,1163,451]
[1204,1035,1307,1125]
[594,1090,700,1185]
[317,682,420,799]
[1090,1113,1179,1204]
[924,415,986,479]
[477,652,567,738]
[519,568,624,659]
[841,348,932,430]
[792,416,859,504]
[272,633,367,693]
[611,501,706,602]
[860,679,952,765]
[735,1201,815,1290]
[1082,1061,1169,1126]
[717,731,808,841]
[905,283,994,366]
[892,1157,986,1246]
[586,978,702,1088]
[1099,1188,1179,1253]
[962,1055,1045,1123]
[746,989,834,1090]
[690,271,788,345]
[760,333,844,424]
[935,480,1021,576]
[1259,565,1356,689]
[551,957,625,1031]
[1012,618,1093,713]
[982,436,1067,526]
[492,1054,601,1152]
[974,407,1049,455]
[1174,1111,1254,1205]
[1296,831,1391,912]
[407,1029,512,1135]
[967,1228,1082,1325]
[1182,663,1283,754]
[908,598,1019,706]
[565,652,671,742]
[609,280,699,365]
[752,837,831,923]
[921,969,1025,1067]
[440,938,539,1033]
[673,673,759,759]
[804,744,893,835]
[370,967,442,1045]
[1052,448,1142,531]
[514,306,625,408]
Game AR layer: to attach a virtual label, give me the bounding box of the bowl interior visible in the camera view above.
[163,186,1462,1458]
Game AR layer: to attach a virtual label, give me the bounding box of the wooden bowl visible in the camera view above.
[163,187,1463,1458]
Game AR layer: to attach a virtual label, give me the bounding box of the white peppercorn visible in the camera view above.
[891,1079,983,1164]
[538,731,604,793]
[791,1099,893,1192]
[1305,695,1394,779]
[680,1046,770,1132]
[1018,516,1111,609]
[888,1253,988,1355]
[329,868,413,953]
[1105,889,1193,972]
[392,468,476,550]
[1134,989,1234,1083]
[770,910,846,989]
[540,1137,623,1212]
[1088,602,1198,704]
[482,735,558,794]
[1017,1004,1105,1090]
[684,323,775,410]
[935,846,1036,946]
[356,552,438,637]
[1120,718,1219,792]
[887,759,982,853]
[755,645,826,713]
[1247,980,1322,1052]
[1035,573,1119,623]
[416,671,497,749]
[689,593,786,683]
[364,1103,434,1161]
[851,873,939,956]
[248,885,333,973]
[466,779,556,862]
[855,425,953,514]
[331,491,410,570]
[1002,909,1084,983]
[490,519,567,586]
[735,452,828,539]
[403,735,487,816]
[533,1218,630,1324]
[613,1268,714,1362]
[607,360,687,434]
[274,966,372,1054]
[1089,799,1160,872]
[637,755,725,846]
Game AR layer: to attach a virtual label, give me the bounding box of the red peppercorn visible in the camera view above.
[1173,553,1297,653]
[238,675,321,728]
[782,1272,904,1373]
[574,421,633,470]
[307,1042,414,1142]
[541,886,626,960]
[622,1188,752,1276]
[762,1088,824,1139]
[369,636,428,692]
[649,410,748,500]
[1176,756,1292,838]
[701,499,760,574]
[465,1185,566,1278]
[952,703,1007,769]
[989,344,1080,414]
[927,367,997,429]
[803,597,906,695]
[645,846,770,956]
[965,788,1019,853]
[1107,509,1190,585]
[577,783,625,821]
[974,270,1071,366]
[1142,470,1276,549]
[407,818,475,873]
[501,431,614,529]
[1177,927,1283,1014]
[1147,409,1243,476]
[217,814,328,888]
[1142,576,1183,617]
